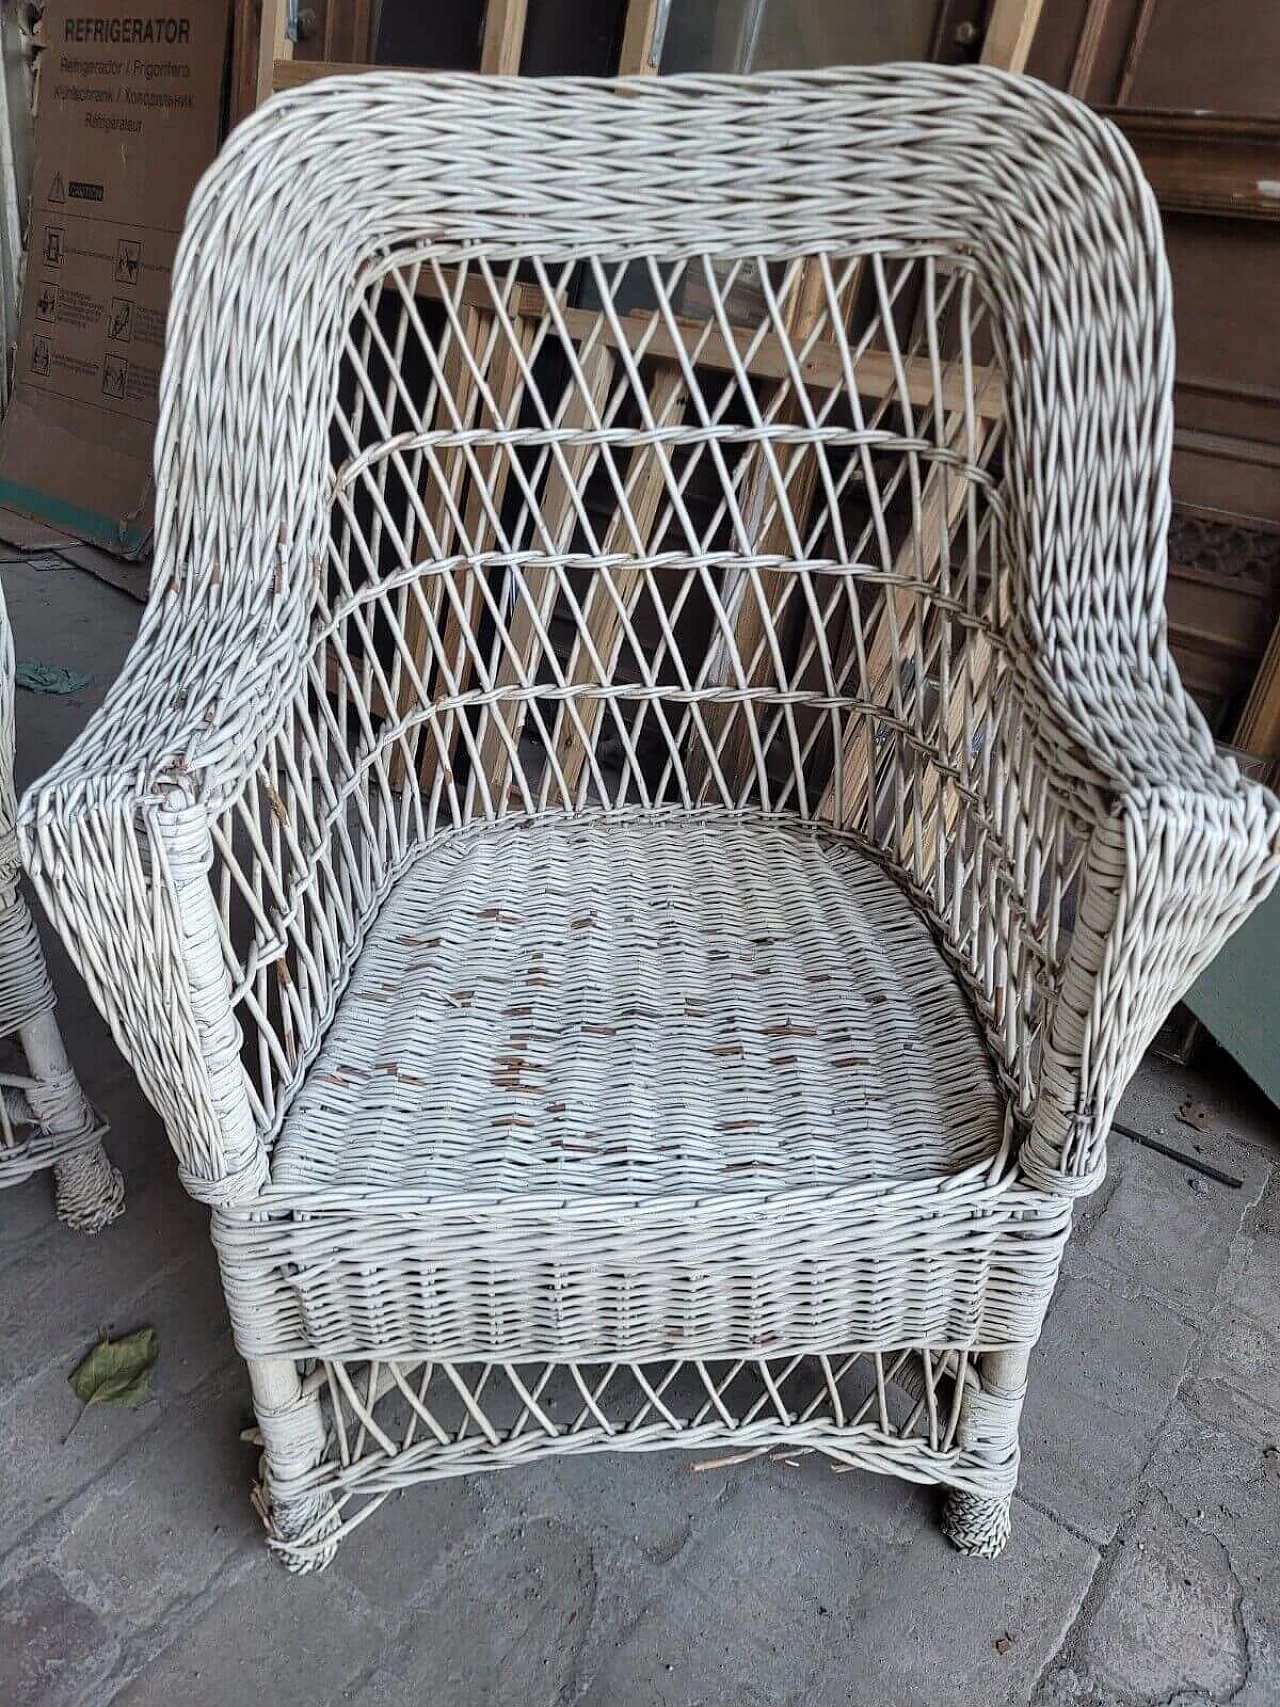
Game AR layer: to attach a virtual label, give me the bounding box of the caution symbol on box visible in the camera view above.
[31,336,50,377]
[43,227,64,269]
[48,171,65,205]
[36,281,58,323]
[108,297,133,344]
[114,240,140,285]
[102,353,127,400]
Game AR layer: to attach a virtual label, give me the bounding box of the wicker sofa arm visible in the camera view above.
[1016,658,1280,1197]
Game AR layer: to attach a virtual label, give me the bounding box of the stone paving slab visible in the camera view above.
[0,1565,120,1707]
[1025,1256,1201,1544]
[1074,1493,1247,1703]
[812,1497,1099,1707]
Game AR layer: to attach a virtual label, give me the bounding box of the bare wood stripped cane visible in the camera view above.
[20,70,1280,1576]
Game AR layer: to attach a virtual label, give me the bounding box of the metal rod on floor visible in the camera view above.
[1112,1120,1243,1189]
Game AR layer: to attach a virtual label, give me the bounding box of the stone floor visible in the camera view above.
[1,557,1278,1707]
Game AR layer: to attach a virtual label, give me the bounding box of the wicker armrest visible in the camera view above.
[1017,658,1280,1197]
[17,583,315,1205]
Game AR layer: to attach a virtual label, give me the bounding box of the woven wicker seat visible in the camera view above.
[272,814,1005,1198]
[20,67,1279,1569]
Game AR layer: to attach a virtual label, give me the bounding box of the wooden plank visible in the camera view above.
[812,0,1045,841]
[323,0,373,62]
[476,339,618,796]
[423,310,540,795]
[1067,0,1114,99]
[257,0,292,106]
[272,57,381,92]
[229,0,261,127]
[703,260,864,800]
[817,416,992,832]
[414,268,1007,418]
[1114,0,1159,106]
[618,0,666,75]
[392,303,487,787]
[480,0,529,75]
[1099,110,1280,222]
[981,0,1046,73]
[1234,612,1280,762]
[551,365,689,796]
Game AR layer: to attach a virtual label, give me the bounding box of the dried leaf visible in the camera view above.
[15,660,93,696]
[68,1328,158,1419]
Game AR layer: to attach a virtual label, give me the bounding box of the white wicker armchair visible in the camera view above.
[0,578,122,1230]
[19,67,1280,1568]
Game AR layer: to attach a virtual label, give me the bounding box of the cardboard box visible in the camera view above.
[0,0,230,557]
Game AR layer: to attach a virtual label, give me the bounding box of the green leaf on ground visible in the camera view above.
[15,659,93,695]
[68,1327,159,1415]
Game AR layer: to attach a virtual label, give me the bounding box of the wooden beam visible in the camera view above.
[1235,613,1280,763]
[1099,111,1280,223]
[551,365,689,796]
[427,311,540,798]
[980,0,1045,74]
[618,0,666,75]
[256,0,292,107]
[813,0,1046,845]
[818,416,994,833]
[1066,0,1112,100]
[413,270,1007,419]
[399,303,488,790]
[700,260,864,800]
[324,0,373,63]
[476,340,619,797]
[271,57,381,93]
[229,0,261,126]
[480,0,529,75]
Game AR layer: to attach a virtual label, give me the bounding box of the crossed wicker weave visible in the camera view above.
[19,67,1279,1568]
[0,578,121,1230]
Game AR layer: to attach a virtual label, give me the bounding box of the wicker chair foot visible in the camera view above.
[941,1488,1013,1558]
[53,1143,125,1234]
[264,1487,341,1574]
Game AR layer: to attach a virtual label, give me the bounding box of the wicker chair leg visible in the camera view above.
[21,1010,123,1234]
[250,1358,340,1573]
[941,1346,1028,1558]
[941,1488,1014,1558]
[52,1143,124,1233]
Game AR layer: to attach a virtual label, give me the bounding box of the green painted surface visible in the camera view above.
[0,478,148,556]
[1186,884,1280,1110]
